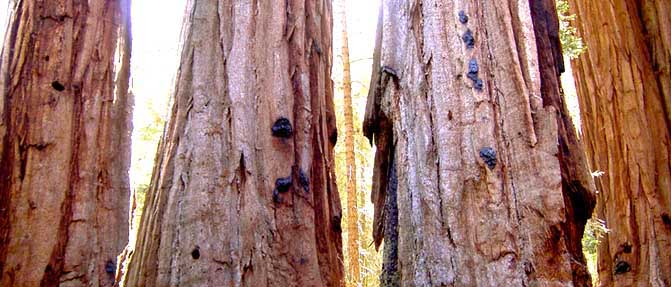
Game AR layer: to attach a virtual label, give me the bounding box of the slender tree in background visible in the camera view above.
[0,0,132,285]
[334,76,381,287]
[567,0,671,285]
[338,0,361,285]
[364,1,595,285]
[124,1,343,286]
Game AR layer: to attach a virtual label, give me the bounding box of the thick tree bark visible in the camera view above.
[529,0,596,285]
[338,1,361,286]
[568,0,671,286]
[364,1,595,286]
[124,0,343,286]
[0,0,132,286]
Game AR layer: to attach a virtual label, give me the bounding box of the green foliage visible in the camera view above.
[138,115,164,142]
[557,0,586,59]
[582,218,607,254]
[582,217,608,285]
[130,97,166,225]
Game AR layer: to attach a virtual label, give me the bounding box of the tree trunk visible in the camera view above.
[338,1,361,286]
[567,0,671,286]
[0,0,132,286]
[124,1,343,286]
[364,1,595,286]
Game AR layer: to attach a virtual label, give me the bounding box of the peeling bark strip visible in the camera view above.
[0,0,132,286]
[568,0,671,285]
[365,1,594,285]
[124,1,343,286]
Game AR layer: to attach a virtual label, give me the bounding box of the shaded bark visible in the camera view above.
[0,0,132,286]
[529,1,596,285]
[124,0,343,286]
[338,0,361,285]
[568,0,671,286]
[365,1,594,286]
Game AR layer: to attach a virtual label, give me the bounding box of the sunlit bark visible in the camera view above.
[365,1,595,285]
[124,1,343,286]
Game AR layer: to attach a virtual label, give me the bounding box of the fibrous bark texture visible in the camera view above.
[0,0,132,286]
[364,1,594,286]
[124,1,343,286]
[529,0,596,285]
[338,1,361,285]
[568,0,671,286]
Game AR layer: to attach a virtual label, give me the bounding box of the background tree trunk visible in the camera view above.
[0,0,132,286]
[124,0,343,286]
[364,1,594,286]
[338,0,361,286]
[567,0,671,286]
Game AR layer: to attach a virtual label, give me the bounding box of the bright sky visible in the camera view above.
[128,0,186,189]
[0,2,9,43]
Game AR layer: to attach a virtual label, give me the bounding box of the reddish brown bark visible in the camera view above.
[0,0,132,286]
[568,0,671,285]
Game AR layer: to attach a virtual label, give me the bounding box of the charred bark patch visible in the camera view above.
[273,189,281,204]
[51,81,65,92]
[458,11,468,24]
[331,215,342,233]
[468,58,479,74]
[273,175,293,203]
[473,79,484,90]
[329,129,338,145]
[105,260,116,274]
[478,147,497,170]
[191,247,200,260]
[662,213,671,227]
[275,175,293,193]
[271,118,293,138]
[467,58,484,91]
[298,169,309,192]
[614,260,630,275]
[462,29,475,49]
[380,156,399,287]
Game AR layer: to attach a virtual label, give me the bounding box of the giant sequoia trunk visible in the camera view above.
[364,1,595,286]
[0,0,132,286]
[124,1,343,286]
[567,0,671,286]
